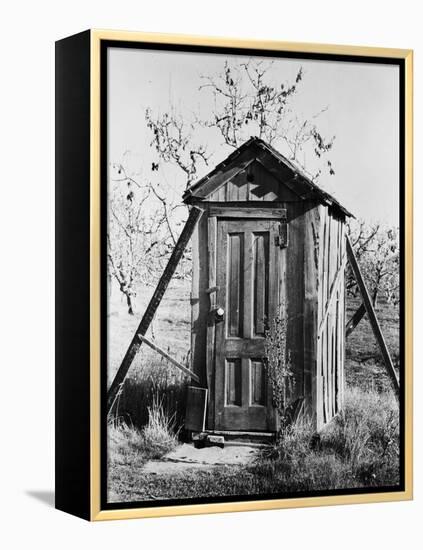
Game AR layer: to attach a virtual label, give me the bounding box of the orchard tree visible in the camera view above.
[198,60,335,180]
[145,106,211,189]
[109,58,338,307]
[346,219,399,337]
[107,166,186,314]
[145,59,336,192]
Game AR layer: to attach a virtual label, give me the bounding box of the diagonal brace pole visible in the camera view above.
[346,235,400,399]
[107,206,203,414]
[138,335,200,383]
[346,302,366,338]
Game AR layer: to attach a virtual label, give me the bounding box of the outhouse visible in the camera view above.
[183,137,353,433]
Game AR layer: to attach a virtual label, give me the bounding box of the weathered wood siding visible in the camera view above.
[207,159,299,203]
[189,184,346,432]
[316,207,346,430]
[190,213,209,387]
[303,203,321,423]
[283,201,306,411]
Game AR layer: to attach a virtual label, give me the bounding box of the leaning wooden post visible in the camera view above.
[137,334,200,383]
[107,206,204,414]
[345,302,366,338]
[345,235,400,398]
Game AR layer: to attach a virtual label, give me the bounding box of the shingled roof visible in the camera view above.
[183,136,353,218]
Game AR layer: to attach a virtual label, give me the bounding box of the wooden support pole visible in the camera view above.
[345,302,366,338]
[346,288,378,338]
[107,206,203,414]
[138,334,200,383]
[346,235,400,398]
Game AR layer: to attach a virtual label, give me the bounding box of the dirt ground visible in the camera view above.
[142,443,260,474]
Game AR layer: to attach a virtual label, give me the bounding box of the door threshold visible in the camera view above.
[205,430,276,444]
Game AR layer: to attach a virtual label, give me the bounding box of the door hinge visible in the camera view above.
[275,212,288,248]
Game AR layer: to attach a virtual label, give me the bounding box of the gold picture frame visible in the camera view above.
[55,29,413,521]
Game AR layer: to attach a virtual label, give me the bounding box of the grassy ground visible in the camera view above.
[108,385,399,502]
[107,282,400,503]
[108,279,191,429]
[345,297,400,391]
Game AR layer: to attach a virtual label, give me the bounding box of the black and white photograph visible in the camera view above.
[3,0,422,542]
[103,43,404,507]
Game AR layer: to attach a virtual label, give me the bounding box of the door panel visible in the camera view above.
[225,358,242,406]
[250,359,266,406]
[253,232,269,337]
[214,218,280,431]
[227,233,244,337]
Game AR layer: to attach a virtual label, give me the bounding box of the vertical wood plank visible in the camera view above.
[286,202,305,405]
[331,321,336,417]
[268,219,281,432]
[341,225,346,409]
[251,359,266,405]
[253,232,269,336]
[237,176,248,201]
[332,312,336,418]
[206,215,218,428]
[324,323,329,423]
[226,180,238,201]
[330,215,338,290]
[335,290,340,413]
[190,214,209,386]
[327,316,332,421]
[340,251,346,408]
[326,213,332,303]
[303,204,320,428]
[226,359,242,406]
[315,206,325,429]
[243,230,253,340]
[216,185,225,202]
[322,209,329,317]
[228,233,244,337]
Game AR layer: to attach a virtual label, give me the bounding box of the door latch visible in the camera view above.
[214,307,225,322]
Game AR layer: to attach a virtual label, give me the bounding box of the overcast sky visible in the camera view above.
[108,47,399,225]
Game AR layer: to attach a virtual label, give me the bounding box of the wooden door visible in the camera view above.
[213,218,280,431]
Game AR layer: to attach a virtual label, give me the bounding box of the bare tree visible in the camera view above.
[145,106,211,189]
[144,59,336,188]
[199,60,335,180]
[107,166,187,313]
[346,219,381,300]
[109,58,338,307]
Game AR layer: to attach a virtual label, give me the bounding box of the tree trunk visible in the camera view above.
[125,293,134,315]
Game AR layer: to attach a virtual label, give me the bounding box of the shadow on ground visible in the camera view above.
[26,490,55,508]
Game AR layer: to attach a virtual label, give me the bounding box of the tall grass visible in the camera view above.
[110,387,180,461]
[250,385,399,491]
[107,397,178,501]
[141,395,178,458]
[111,350,190,431]
[323,386,399,485]
[108,396,177,470]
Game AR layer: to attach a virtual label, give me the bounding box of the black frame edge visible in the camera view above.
[55,29,91,521]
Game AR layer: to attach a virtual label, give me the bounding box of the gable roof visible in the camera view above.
[183,137,353,218]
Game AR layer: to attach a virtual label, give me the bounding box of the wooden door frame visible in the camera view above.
[205,205,287,431]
